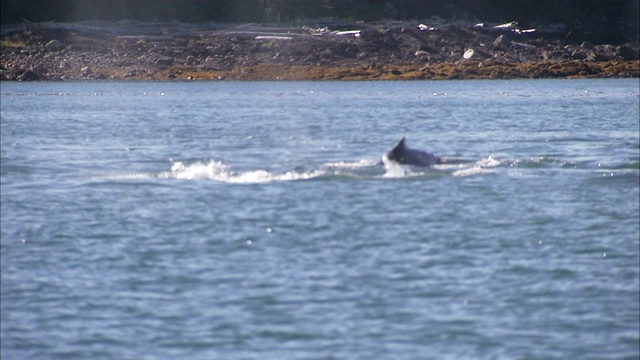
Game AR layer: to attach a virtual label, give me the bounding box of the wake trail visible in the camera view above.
[98,157,501,184]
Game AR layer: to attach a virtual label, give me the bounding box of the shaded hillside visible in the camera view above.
[2,0,638,45]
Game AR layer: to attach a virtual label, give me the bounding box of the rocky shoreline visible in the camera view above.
[1,20,638,81]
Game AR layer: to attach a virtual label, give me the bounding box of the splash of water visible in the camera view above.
[322,159,378,168]
[450,157,500,176]
[380,155,425,178]
[382,155,501,178]
[105,156,500,184]
[165,160,326,184]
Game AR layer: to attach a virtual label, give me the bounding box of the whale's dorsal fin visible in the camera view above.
[387,137,408,162]
[394,137,407,151]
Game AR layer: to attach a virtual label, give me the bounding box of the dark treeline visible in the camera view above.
[2,0,638,41]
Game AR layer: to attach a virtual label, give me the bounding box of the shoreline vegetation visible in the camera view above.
[2,19,638,81]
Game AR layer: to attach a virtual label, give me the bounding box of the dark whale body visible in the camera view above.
[385,137,442,167]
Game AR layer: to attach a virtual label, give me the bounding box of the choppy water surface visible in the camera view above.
[1,79,639,359]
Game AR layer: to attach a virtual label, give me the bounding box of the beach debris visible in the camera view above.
[511,42,537,50]
[45,39,63,50]
[474,21,535,35]
[255,35,293,40]
[17,69,41,81]
[154,57,173,66]
[332,30,361,37]
[463,49,476,59]
[303,26,329,35]
[80,66,92,76]
[493,34,511,48]
[494,21,518,30]
[580,41,595,50]
[417,24,435,31]
[463,48,490,60]
[115,35,174,43]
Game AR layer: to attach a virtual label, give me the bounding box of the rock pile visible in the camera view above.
[1,20,638,80]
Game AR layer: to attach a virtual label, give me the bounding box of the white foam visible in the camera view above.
[477,156,501,167]
[104,172,155,180]
[92,171,157,181]
[323,159,378,169]
[165,160,325,184]
[451,157,501,177]
[381,155,424,178]
[103,156,500,183]
[380,156,500,178]
[452,167,497,177]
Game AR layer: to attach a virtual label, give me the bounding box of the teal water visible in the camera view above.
[1,79,639,359]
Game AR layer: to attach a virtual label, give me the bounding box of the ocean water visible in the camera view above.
[1,79,638,359]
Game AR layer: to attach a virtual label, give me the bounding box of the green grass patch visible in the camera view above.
[1,34,32,49]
